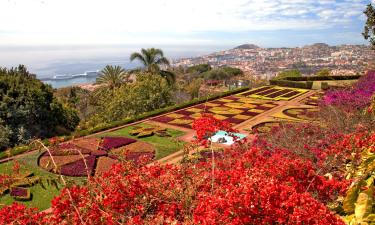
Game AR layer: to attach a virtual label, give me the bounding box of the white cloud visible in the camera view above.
[0,0,370,45]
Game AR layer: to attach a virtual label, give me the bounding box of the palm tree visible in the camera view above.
[130,48,175,84]
[96,65,129,89]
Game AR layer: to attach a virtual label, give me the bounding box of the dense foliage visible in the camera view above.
[202,66,243,80]
[130,48,175,85]
[186,64,212,74]
[323,71,375,111]
[85,73,172,127]
[95,65,130,89]
[363,3,375,49]
[0,65,79,150]
[275,69,302,80]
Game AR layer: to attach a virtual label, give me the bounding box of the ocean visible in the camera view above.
[0,44,230,88]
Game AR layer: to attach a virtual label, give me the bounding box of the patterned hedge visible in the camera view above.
[239,85,309,101]
[38,137,155,177]
[59,155,96,177]
[100,137,137,151]
[152,94,278,129]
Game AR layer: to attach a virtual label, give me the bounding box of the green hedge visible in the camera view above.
[269,75,360,89]
[282,75,361,81]
[1,86,250,160]
[269,80,313,89]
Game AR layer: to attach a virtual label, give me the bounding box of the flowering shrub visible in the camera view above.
[323,71,375,111]
[1,79,374,224]
[192,113,235,146]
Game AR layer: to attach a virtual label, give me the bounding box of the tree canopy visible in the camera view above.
[316,68,331,77]
[187,64,212,74]
[363,3,375,49]
[96,65,129,89]
[130,48,175,84]
[202,66,243,80]
[275,69,302,80]
[0,65,79,149]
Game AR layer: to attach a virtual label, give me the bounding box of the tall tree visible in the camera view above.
[363,3,375,49]
[130,48,175,84]
[0,65,79,149]
[96,65,129,89]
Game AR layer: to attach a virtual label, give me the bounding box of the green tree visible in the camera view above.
[202,67,243,80]
[96,65,129,89]
[316,68,331,77]
[0,65,79,148]
[130,48,175,84]
[363,3,375,49]
[275,69,302,80]
[185,78,203,100]
[187,64,212,74]
[89,73,172,124]
[0,119,11,150]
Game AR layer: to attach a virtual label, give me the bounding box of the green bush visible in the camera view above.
[269,80,313,89]
[283,75,361,81]
[321,82,329,90]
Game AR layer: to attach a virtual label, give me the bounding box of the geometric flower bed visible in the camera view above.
[283,107,319,121]
[301,92,324,106]
[110,142,156,163]
[129,126,168,138]
[152,95,278,129]
[38,137,155,177]
[0,172,39,201]
[250,121,296,134]
[238,85,309,101]
[10,187,31,201]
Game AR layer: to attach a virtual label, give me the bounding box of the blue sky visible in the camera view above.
[0,0,373,47]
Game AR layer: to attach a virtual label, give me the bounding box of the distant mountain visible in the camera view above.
[307,43,330,48]
[234,44,260,50]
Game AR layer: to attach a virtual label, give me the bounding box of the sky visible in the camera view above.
[0,0,373,77]
[0,0,373,47]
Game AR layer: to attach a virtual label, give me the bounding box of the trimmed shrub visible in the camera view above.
[269,80,313,89]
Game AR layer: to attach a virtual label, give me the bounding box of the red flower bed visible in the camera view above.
[47,143,92,156]
[10,187,28,197]
[126,152,154,163]
[1,128,370,223]
[91,150,108,157]
[100,137,137,151]
[59,155,96,177]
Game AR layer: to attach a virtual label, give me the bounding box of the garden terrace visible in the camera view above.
[37,134,163,177]
[238,85,309,101]
[152,94,279,129]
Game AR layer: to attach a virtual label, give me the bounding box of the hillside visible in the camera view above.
[234,44,260,49]
[0,71,374,224]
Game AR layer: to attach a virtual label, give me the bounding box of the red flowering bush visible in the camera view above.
[1,86,375,224]
[192,113,236,146]
[3,127,371,224]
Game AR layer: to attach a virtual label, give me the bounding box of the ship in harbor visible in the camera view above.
[52,70,99,80]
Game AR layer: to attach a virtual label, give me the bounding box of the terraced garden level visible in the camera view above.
[238,86,309,101]
[152,95,278,129]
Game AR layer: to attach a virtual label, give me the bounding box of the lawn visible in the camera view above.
[98,123,186,159]
[0,151,84,211]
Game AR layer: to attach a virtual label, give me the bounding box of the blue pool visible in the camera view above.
[210,130,247,145]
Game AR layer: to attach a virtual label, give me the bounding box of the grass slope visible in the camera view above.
[98,123,186,159]
[0,152,84,211]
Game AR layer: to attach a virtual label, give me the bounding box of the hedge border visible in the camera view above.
[269,80,313,89]
[1,87,250,160]
[270,75,361,89]
[282,75,361,81]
